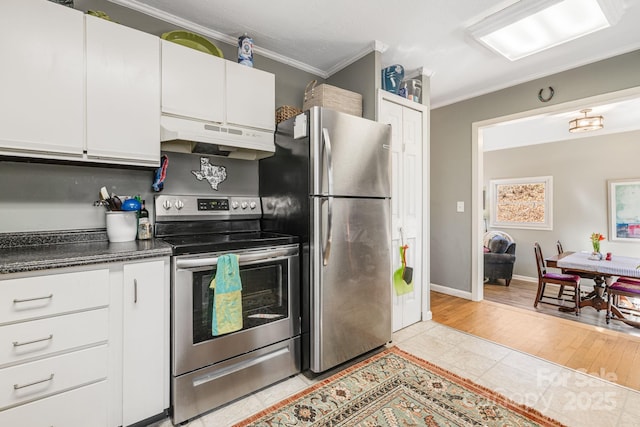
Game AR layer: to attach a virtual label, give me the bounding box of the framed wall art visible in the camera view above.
[608,179,640,242]
[489,176,553,230]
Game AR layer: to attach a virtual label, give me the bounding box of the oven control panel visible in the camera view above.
[197,198,229,211]
[155,195,261,221]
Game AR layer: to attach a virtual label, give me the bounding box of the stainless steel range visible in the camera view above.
[155,194,300,425]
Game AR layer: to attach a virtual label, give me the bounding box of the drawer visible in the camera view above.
[0,308,108,368]
[0,381,108,427]
[0,269,109,324]
[0,344,107,410]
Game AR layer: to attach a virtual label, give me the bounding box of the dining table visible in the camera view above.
[546,251,640,328]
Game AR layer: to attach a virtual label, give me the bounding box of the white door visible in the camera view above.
[379,98,423,332]
[122,260,167,425]
[225,61,275,131]
[161,40,225,122]
[85,15,160,166]
[0,1,84,159]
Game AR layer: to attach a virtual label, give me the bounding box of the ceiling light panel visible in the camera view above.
[468,0,624,61]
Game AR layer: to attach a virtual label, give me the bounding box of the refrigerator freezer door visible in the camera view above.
[310,197,392,373]
[310,107,391,198]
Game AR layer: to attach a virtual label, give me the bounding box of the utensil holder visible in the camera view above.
[106,211,138,243]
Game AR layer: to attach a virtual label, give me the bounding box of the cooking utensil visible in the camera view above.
[100,186,110,201]
[99,186,115,210]
[111,194,122,211]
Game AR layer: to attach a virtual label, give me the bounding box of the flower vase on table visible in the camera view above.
[589,232,605,260]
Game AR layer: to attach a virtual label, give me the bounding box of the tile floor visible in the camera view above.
[153,321,640,427]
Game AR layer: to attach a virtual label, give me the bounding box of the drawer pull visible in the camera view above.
[134,279,138,304]
[14,373,54,390]
[13,334,53,347]
[13,294,53,304]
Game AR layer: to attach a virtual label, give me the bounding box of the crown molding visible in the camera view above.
[107,0,328,77]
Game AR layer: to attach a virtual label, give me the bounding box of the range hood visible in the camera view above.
[160,115,275,160]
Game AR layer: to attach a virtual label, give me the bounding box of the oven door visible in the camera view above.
[172,244,300,376]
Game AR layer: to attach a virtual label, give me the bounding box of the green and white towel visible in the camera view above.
[210,254,243,336]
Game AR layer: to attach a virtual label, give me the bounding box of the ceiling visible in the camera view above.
[483,95,640,151]
[103,0,640,146]
[107,0,640,109]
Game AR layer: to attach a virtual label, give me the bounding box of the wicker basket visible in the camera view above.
[275,105,303,124]
[303,80,362,117]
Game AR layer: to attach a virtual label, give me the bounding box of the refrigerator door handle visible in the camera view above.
[322,196,333,266]
[322,128,334,195]
[322,128,334,266]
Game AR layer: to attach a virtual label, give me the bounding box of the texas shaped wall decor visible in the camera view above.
[191,157,227,190]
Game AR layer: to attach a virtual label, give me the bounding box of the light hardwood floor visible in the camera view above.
[431,290,640,390]
[484,278,640,338]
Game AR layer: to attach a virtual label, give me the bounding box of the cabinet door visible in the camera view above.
[379,98,423,332]
[0,1,84,159]
[225,61,275,131]
[0,381,108,427]
[122,260,167,426]
[161,40,225,123]
[86,15,160,166]
[398,107,423,328]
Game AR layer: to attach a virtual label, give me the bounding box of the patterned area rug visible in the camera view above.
[233,346,565,427]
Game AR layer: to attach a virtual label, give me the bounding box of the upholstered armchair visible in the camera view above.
[483,231,516,286]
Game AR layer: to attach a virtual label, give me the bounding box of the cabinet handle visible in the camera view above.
[13,334,53,347]
[13,294,53,304]
[134,279,138,304]
[14,373,54,390]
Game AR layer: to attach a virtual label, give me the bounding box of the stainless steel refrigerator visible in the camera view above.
[260,107,392,373]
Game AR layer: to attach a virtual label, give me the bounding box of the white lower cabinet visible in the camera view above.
[0,381,108,427]
[0,345,108,410]
[121,259,169,426]
[0,257,169,426]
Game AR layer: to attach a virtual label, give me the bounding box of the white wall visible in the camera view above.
[484,130,640,278]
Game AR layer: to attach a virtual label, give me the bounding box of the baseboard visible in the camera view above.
[430,283,473,300]
[512,274,537,283]
[422,310,433,321]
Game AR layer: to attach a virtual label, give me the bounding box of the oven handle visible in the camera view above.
[175,246,298,269]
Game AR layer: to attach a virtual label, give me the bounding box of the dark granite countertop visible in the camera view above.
[0,229,173,275]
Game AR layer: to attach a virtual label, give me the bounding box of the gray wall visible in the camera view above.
[0,153,258,233]
[327,51,380,120]
[484,130,640,279]
[431,50,640,291]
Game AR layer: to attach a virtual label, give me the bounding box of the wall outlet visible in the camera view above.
[456,201,464,212]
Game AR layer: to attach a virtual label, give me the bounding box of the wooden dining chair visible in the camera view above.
[534,242,581,315]
[555,240,596,299]
[606,277,640,324]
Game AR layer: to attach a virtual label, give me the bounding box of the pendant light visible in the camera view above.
[569,109,604,133]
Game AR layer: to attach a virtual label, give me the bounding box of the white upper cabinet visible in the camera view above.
[225,61,275,131]
[0,1,84,159]
[161,41,275,131]
[161,40,225,123]
[86,15,161,166]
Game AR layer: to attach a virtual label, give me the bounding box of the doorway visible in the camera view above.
[471,86,640,302]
